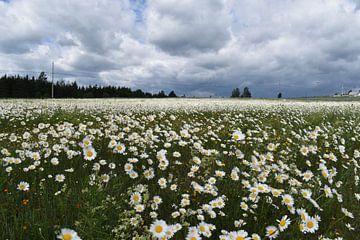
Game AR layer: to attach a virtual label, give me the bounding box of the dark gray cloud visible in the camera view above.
[146,0,231,56]
[1,0,360,97]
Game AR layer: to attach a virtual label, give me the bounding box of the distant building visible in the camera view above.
[334,88,360,97]
[348,88,360,96]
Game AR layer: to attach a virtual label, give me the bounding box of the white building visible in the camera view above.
[348,88,360,96]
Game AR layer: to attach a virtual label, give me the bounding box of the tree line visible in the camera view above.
[231,87,283,98]
[230,87,252,98]
[0,72,178,98]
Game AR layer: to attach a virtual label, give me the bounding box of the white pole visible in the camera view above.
[51,62,54,98]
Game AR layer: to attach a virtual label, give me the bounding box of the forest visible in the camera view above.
[0,72,177,98]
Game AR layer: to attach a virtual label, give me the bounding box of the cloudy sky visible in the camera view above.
[1,0,360,97]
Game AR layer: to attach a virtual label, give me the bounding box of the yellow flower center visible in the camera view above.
[86,151,93,157]
[63,233,72,240]
[234,135,239,140]
[155,225,163,233]
[133,195,139,201]
[279,219,286,227]
[299,224,304,231]
[191,237,197,240]
[236,237,245,240]
[307,221,314,229]
[284,198,290,203]
[268,229,275,235]
[199,226,205,232]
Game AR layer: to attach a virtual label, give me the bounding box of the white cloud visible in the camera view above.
[1,0,360,97]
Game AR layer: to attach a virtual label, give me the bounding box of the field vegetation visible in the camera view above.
[0,99,359,239]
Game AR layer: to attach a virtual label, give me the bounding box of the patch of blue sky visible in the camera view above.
[129,0,146,23]
[41,36,55,45]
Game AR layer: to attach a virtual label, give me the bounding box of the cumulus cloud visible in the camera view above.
[145,0,231,55]
[1,0,360,97]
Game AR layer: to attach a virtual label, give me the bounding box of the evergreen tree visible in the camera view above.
[278,92,282,98]
[241,87,252,98]
[168,90,177,97]
[38,72,47,82]
[156,90,167,98]
[231,88,240,98]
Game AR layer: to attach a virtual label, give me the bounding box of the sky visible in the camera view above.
[1,0,360,97]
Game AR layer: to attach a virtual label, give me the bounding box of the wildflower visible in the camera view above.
[124,163,133,172]
[341,208,354,219]
[21,199,30,205]
[297,208,308,221]
[150,220,168,239]
[251,233,261,240]
[345,223,355,231]
[180,129,190,138]
[57,228,82,240]
[135,204,145,212]
[17,181,30,191]
[82,137,92,146]
[173,151,181,158]
[186,229,201,240]
[158,178,167,188]
[265,226,279,239]
[55,174,65,183]
[170,184,178,191]
[300,146,309,156]
[153,195,162,205]
[150,211,158,218]
[302,170,313,181]
[114,143,126,154]
[51,157,59,165]
[240,202,249,211]
[83,147,96,161]
[232,130,245,141]
[229,230,250,240]
[324,185,333,198]
[130,192,142,205]
[130,217,138,226]
[282,194,294,206]
[303,216,319,233]
[100,174,110,183]
[198,222,210,237]
[277,215,290,231]
[300,189,312,199]
[355,193,360,201]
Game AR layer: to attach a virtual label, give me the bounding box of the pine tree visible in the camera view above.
[168,90,177,97]
[231,88,240,98]
[241,87,251,98]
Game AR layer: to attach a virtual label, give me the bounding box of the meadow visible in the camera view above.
[0,99,359,240]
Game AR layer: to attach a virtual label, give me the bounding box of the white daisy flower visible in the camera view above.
[149,220,168,239]
[17,181,30,191]
[57,228,82,240]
